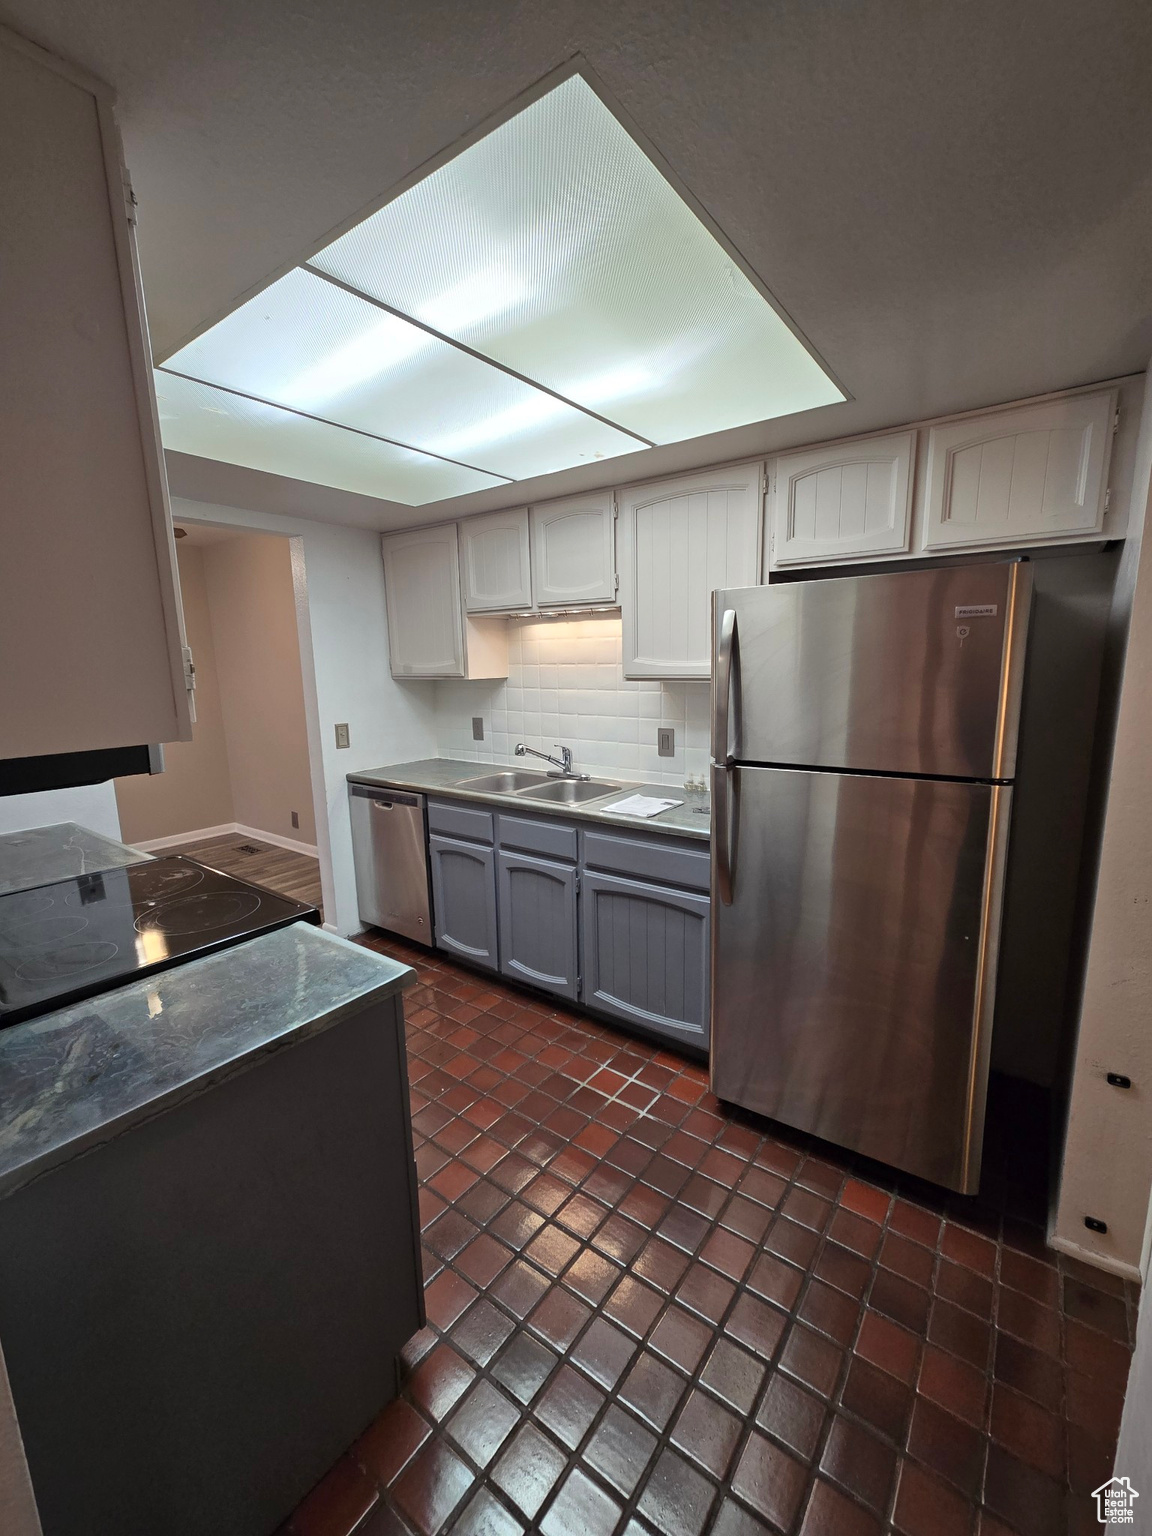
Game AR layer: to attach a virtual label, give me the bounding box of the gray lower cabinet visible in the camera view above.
[496,850,579,999]
[428,833,498,970]
[581,870,710,1046]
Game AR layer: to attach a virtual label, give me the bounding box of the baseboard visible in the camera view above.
[135,823,238,852]
[134,822,319,859]
[1047,1230,1143,1283]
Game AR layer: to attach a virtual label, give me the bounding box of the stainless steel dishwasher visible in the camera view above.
[348,783,432,941]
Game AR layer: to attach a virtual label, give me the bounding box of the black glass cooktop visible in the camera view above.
[0,856,320,1028]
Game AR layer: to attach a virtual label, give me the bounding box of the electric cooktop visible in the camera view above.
[0,855,321,1028]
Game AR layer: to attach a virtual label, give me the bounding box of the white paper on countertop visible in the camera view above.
[601,794,684,818]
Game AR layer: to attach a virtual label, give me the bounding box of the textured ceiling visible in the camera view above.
[5,0,1152,529]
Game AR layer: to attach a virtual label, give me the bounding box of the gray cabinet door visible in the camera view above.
[497,850,578,1000]
[581,871,710,1046]
[428,834,498,971]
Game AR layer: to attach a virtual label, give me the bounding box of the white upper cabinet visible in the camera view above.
[459,508,532,612]
[618,462,763,679]
[921,390,1117,552]
[382,525,509,680]
[531,492,617,608]
[769,431,915,569]
[0,26,191,760]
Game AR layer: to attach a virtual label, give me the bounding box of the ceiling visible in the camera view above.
[7,0,1152,531]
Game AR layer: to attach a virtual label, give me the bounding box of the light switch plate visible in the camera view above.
[472,716,485,741]
[334,723,350,749]
[657,727,675,757]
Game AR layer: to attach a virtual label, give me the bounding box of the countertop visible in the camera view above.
[0,922,414,1200]
[348,758,712,841]
[0,822,152,897]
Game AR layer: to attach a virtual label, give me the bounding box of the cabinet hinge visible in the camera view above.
[121,169,138,227]
[182,645,196,693]
[1104,486,1112,513]
[1113,407,1121,436]
[613,572,620,593]
[575,876,582,895]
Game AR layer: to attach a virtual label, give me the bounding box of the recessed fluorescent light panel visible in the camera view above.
[158,73,842,505]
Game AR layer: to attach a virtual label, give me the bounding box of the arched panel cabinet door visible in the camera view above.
[580,869,710,1047]
[530,491,617,608]
[921,390,1117,552]
[428,833,499,970]
[618,461,763,678]
[768,431,916,569]
[459,508,533,613]
[496,849,578,999]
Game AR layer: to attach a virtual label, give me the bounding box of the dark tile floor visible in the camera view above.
[285,936,1139,1536]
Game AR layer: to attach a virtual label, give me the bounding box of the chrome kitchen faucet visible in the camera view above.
[514,743,589,779]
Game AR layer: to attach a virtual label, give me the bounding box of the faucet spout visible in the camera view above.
[514,742,586,778]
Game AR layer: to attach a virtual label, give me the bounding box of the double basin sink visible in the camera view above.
[455,768,624,805]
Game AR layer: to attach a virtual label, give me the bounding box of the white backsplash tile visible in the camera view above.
[434,616,711,788]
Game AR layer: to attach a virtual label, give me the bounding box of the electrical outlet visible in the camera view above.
[291,811,299,829]
[472,716,485,742]
[334,723,350,749]
[657,727,675,758]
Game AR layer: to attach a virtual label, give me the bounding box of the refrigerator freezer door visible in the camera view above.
[714,561,1031,779]
[710,766,1011,1191]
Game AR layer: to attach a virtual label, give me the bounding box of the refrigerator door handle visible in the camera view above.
[712,760,735,905]
[712,607,738,765]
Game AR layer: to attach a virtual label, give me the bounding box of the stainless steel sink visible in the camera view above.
[457,769,553,793]
[515,778,621,804]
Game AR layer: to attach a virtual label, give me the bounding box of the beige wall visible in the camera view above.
[1053,360,1152,1276]
[115,534,315,847]
[202,535,316,845]
[115,543,234,842]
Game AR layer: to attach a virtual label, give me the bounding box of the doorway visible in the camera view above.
[114,524,324,915]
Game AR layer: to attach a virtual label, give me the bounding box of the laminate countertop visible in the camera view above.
[0,822,152,897]
[348,758,712,842]
[0,923,414,1200]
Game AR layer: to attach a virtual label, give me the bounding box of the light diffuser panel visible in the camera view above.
[153,371,506,504]
[164,268,641,481]
[311,74,844,445]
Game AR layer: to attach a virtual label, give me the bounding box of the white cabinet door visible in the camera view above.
[382,526,465,678]
[460,508,532,612]
[769,431,915,568]
[619,463,763,679]
[0,26,191,759]
[531,492,616,607]
[921,390,1117,552]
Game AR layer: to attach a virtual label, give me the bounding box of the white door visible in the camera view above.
[618,462,763,678]
[921,390,1117,552]
[0,26,191,757]
[459,508,532,612]
[531,492,616,607]
[381,525,464,678]
[769,431,915,568]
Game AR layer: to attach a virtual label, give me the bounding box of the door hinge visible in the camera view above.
[122,169,138,227]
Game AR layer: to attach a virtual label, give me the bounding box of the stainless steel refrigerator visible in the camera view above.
[709,560,1033,1193]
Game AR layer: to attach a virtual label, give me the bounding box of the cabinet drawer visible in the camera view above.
[497,813,578,862]
[427,799,494,843]
[582,829,711,892]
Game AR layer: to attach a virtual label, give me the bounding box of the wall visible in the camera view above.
[114,543,234,842]
[436,616,711,787]
[169,498,439,936]
[0,783,120,840]
[1053,358,1152,1276]
[200,535,316,845]
[1108,1190,1152,1525]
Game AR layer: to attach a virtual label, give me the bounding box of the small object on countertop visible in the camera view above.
[602,793,684,818]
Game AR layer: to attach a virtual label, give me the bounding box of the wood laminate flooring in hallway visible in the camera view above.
[164,833,323,916]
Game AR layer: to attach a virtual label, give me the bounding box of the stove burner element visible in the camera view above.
[16,941,120,982]
[134,892,262,935]
[5,913,89,948]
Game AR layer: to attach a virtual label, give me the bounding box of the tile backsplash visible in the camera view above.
[435,616,711,788]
